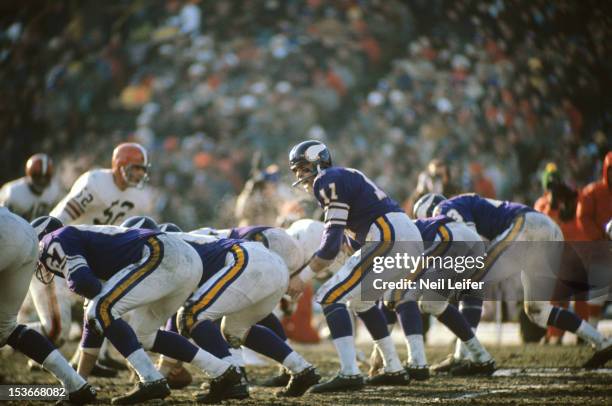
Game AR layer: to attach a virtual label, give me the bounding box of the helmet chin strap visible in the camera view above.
[291,163,320,187]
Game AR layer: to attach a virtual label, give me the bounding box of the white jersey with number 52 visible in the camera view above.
[50,169,154,225]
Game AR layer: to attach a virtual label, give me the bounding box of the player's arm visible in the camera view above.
[45,228,102,299]
[0,184,18,214]
[576,188,602,240]
[50,173,97,224]
[288,176,348,296]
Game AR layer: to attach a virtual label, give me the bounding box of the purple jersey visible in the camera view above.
[182,236,246,285]
[313,167,402,259]
[435,194,533,240]
[229,226,271,244]
[38,225,161,298]
[414,215,455,242]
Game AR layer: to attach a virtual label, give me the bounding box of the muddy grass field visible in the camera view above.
[1,342,610,405]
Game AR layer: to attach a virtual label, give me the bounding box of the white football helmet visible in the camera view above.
[413,193,446,219]
[286,219,347,274]
[262,228,304,274]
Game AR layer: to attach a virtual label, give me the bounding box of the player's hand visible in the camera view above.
[287,275,305,300]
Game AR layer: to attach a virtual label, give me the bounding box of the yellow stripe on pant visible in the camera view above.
[390,223,452,302]
[98,237,163,329]
[473,214,526,282]
[185,244,247,331]
[322,216,393,305]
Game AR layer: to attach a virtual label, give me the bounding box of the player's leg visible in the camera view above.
[0,219,95,403]
[254,313,292,387]
[27,276,72,348]
[521,212,611,368]
[394,295,429,379]
[81,235,229,404]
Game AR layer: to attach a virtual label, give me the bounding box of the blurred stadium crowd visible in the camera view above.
[1,0,610,230]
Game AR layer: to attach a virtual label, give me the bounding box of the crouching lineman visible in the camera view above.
[287,140,424,392]
[31,216,242,404]
[419,192,612,370]
[0,207,96,404]
[166,226,320,399]
[372,208,495,379]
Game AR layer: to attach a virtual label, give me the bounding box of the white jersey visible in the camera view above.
[0,177,63,221]
[50,168,154,225]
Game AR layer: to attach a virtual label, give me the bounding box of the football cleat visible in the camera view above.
[366,369,410,386]
[195,366,244,404]
[111,378,170,404]
[309,373,364,393]
[430,354,467,374]
[583,341,612,369]
[257,369,291,387]
[406,364,430,381]
[449,359,496,376]
[57,383,96,405]
[277,366,321,397]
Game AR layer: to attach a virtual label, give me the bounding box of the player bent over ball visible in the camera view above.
[372,213,495,379]
[0,207,96,404]
[32,216,241,404]
[287,140,423,392]
[422,192,612,371]
[172,230,320,399]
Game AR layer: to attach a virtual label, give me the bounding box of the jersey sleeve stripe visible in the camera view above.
[66,199,84,215]
[324,207,349,222]
[328,202,350,210]
[67,199,84,214]
[325,220,347,227]
[64,203,80,220]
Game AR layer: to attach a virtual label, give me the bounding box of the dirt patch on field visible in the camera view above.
[1,343,610,405]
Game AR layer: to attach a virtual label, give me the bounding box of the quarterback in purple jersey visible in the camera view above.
[288,140,423,392]
[33,217,243,404]
[416,193,612,370]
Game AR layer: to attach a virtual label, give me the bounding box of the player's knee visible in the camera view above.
[85,300,104,335]
[347,300,374,314]
[524,301,553,327]
[221,322,248,348]
[419,300,447,316]
[0,319,19,347]
[137,333,157,350]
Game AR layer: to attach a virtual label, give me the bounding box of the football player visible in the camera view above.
[0,208,96,404]
[168,228,320,399]
[0,153,62,220]
[0,154,69,352]
[32,216,242,404]
[372,208,495,378]
[287,140,423,392]
[38,143,155,371]
[191,222,324,389]
[418,192,612,370]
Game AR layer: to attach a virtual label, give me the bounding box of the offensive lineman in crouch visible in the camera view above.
[287,140,424,392]
[419,192,612,371]
[46,142,155,372]
[0,207,96,404]
[0,154,68,352]
[32,216,242,404]
[150,221,319,398]
[170,228,320,399]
